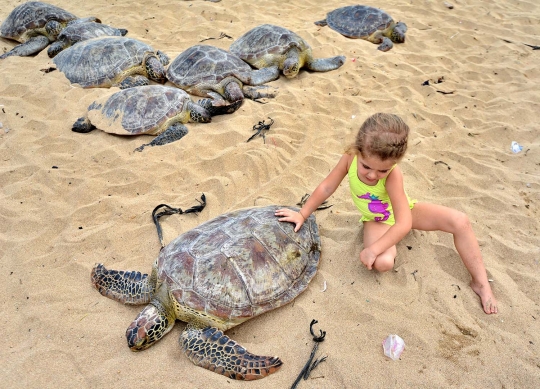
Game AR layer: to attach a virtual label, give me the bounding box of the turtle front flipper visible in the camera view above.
[134,123,189,152]
[118,75,150,89]
[0,36,50,59]
[306,55,346,72]
[91,263,155,305]
[377,37,394,52]
[180,324,283,380]
[242,85,278,101]
[126,299,176,350]
[236,67,280,86]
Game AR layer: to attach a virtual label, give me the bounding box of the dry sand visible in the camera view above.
[1,0,539,388]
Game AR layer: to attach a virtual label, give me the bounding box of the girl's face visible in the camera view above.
[356,154,396,185]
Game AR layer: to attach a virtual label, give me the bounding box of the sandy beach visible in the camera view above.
[1,0,539,387]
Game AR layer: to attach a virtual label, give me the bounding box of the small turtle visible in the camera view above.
[91,205,321,380]
[314,5,407,52]
[53,36,169,89]
[230,24,345,78]
[167,45,279,111]
[0,1,99,59]
[72,85,211,152]
[47,21,128,58]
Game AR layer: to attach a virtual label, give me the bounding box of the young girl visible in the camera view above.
[275,113,498,314]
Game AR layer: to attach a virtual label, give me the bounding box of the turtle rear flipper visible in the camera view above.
[307,55,345,72]
[180,325,283,380]
[91,264,154,305]
[0,36,50,59]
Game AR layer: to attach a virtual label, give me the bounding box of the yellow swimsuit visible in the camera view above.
[348,155,415,226]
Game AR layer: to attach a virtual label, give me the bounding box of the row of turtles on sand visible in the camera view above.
[1,2,407,152]
[1,2,407,59]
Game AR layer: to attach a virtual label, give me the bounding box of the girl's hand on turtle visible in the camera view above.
[275,208,304,232]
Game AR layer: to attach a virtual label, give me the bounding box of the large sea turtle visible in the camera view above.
[230,24,345,78]
[167,44,279,110]
[314,5,407,52]
[47,21,128,58]
[0,1,99,59]
[72,85,212,152]
[91,205,321,380]
[53,36,169,89]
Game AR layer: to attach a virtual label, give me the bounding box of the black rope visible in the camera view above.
[152,194,207,248]
[247,117,274,143]
[291,319,327,389]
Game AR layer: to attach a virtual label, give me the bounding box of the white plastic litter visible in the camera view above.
[511,141,523,153]
[382,334,405,360]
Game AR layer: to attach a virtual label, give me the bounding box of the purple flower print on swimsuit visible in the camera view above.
[358,192,391,222]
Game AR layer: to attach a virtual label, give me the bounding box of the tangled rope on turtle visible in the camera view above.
[152,194,207,248]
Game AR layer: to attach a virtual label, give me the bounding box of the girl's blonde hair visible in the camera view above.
[345,113,409,161]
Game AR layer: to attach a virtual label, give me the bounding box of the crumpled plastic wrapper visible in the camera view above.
[382,334,405,360]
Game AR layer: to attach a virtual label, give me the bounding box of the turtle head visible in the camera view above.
[126,300,175,351]
[45,20,64,41]
[283,58,300,78]
[188,101,212,123]
[223,80,244,102]
[144,53,167,84]
[391,22,407,43]
[47,41,66,58]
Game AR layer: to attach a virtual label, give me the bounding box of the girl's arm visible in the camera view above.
[275,154,351,231]
[364,165,412,256]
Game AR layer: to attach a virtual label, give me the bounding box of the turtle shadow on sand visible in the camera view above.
[0,1,101,59]
[91,199,321,380]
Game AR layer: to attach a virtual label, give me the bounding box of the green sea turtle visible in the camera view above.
[0,1,99,59]
[72,85,212,152]
[167,44,279,111]
[47,21,128,58]
[314,5,407,52]
[91,205,321,380]
[53,36,169,89]
[230,24,345,78]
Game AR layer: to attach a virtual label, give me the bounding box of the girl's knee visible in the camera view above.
[451,211,471,232]
[373,254,395,272]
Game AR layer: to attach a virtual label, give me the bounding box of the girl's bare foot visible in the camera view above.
[471,281,498,314]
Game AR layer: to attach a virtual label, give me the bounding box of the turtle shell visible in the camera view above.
[230,24,311,64]
[0,1,77,41]
[167,45,252,92]
[85,85,192,135]
[56,21,124,45]
[53,36,158,88]
[324,5,394,38]
[156,205,321,329]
